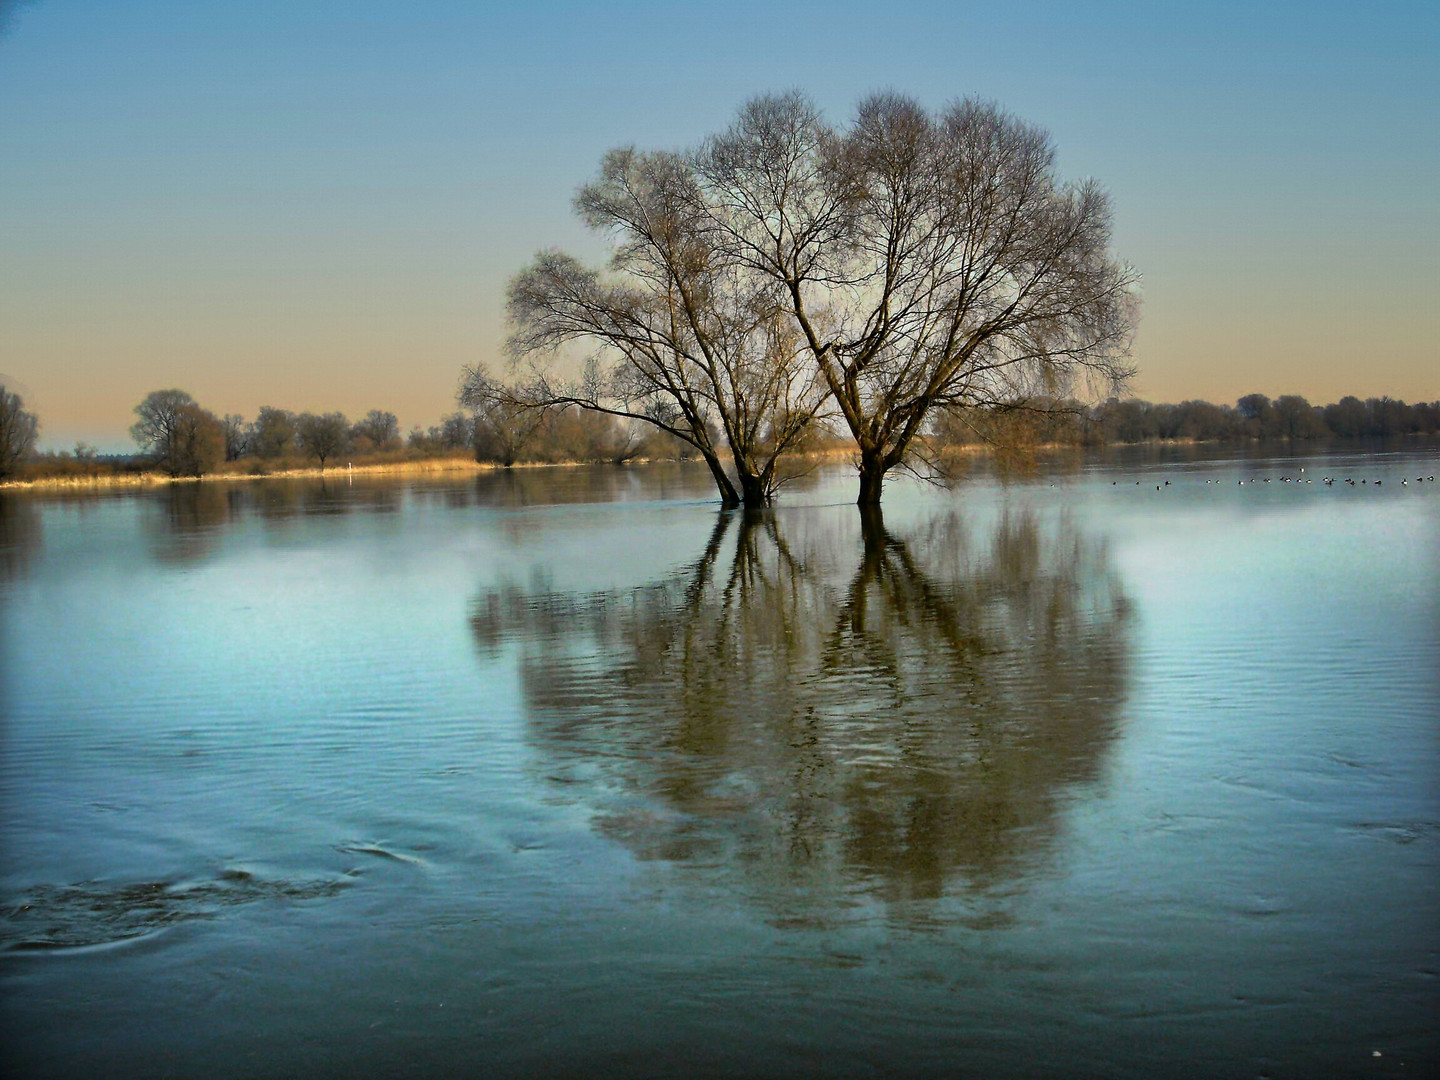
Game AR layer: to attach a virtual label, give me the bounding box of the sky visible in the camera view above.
[1,0,1436,451]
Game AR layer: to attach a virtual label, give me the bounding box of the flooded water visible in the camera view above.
[2,448,1437,1078]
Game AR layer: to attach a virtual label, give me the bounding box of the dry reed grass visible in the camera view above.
[1,455,493,491]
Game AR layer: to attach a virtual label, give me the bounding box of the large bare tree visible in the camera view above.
[499,146,828,508]
[701,92,1138,503]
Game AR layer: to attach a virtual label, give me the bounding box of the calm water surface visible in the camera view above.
[2,449,1437,1078]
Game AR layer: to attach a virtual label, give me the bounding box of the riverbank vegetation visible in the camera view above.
[940,392,1440,446]
[4,382,1436,492]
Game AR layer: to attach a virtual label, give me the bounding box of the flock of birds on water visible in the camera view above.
[1110,468,1438,492]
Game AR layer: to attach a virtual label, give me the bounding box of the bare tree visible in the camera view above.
[167,403,225,477]
[0,384,40,480]
[131,389,199,474]
[249,406,296,460]
[1235,393,1273,438]
[220,413,249,461]
[701,92,1138,503]
[295,411,350,468]
[433,411,476,451]
[459,364,551,466]
[574,409,652,464]
[132,389,223,477]
[350,409,400,451]
[1272,394,1324,439]
[502,144,828,507]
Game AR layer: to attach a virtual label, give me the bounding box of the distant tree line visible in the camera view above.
[122,390,477,477]
[123,389,698,479]
[1,380,705,483]
[2,382,1436,486]
[935,392,1440,448]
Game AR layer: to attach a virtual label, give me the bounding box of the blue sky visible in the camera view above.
[2,0,1436,449]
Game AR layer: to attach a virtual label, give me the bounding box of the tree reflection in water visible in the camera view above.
[141,479,407,564]
[471,506,1132,926]
[0,494,43,584]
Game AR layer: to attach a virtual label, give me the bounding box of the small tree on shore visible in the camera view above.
[460,365,550,466]
[0,384,40,480]
[131,389,224,477]
[249,406,297,459]
[295,411,350,468]
[131,389,192,462]
[167,404,226,477]
[350,409,400,452]
[220,413,249,460]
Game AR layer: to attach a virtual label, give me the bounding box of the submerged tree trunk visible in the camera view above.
[737,470,770,510]
[702,452,741,508]
[856,453,887,506]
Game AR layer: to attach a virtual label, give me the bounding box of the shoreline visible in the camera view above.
[0,446,869,492]
[0,456,513,492]
[6,435,1434,494]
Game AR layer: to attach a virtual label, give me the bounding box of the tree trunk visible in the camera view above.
[856,452,887,505]
[702,451,741,508]
[737,470,770,509]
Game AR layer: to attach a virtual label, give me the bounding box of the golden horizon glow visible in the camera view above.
[3,1,1435,450]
